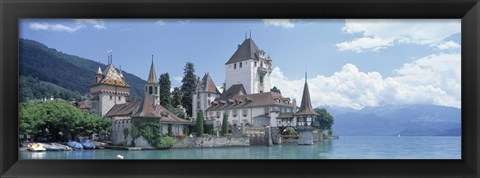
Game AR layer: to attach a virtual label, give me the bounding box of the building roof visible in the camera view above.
[77,100,92,110]
[277,112,295,119]
[218,84,247,100]
[207,87,295,111]
[197,73,221,94]
[295,79,319,116]
[106,99,141,117]
[147,58,157,84]
[132,95,190,124]
[226,38,262,65]
[96,64,130,87]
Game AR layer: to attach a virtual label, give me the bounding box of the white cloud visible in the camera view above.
[436,41,461,50]
[271,53,460,109]
[74,19,106,29]
[263,19,295,29]
[173,76,183,82]
[29,22,84,33]
[155,20,166,26]
[337,19,460,53]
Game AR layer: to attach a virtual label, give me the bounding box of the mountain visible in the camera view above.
[19,39,146,101]
[329,104,461,136]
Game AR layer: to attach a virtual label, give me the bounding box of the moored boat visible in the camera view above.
[67,141,83,150]
[51,143,73,151]
[91,141,107,149]
[80,140,96,149]
[27,143,46,152]
[39,143,65,151]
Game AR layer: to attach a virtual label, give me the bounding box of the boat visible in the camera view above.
[67,141,83,150]
[80,140,96,149]
[39,143,65,151]
[27,143,46,152]
[91,141,107,149]
[51,143,73,151]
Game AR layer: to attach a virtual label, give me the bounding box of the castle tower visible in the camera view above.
[144,55,160,106]
[225,36,272,94]
[90,52,130,116]
[192,73,222,120]
[294,72,319,145]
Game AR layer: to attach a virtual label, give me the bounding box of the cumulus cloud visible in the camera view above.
[263,19,295,29]
[436,41,461,51]
[173,76,183,82]
[74,19,107,29]
[271,53,460,109]
[29,22,85,33]
[337,19,460,53]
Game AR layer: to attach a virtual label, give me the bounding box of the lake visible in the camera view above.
[19,136,461,159]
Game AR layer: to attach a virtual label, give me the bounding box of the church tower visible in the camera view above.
[90,51,130,116]
[144,55,160,106]
[225,35,272,94]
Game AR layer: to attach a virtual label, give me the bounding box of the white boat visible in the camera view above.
[27,143,46,152]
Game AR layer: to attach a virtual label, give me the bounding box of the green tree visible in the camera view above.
[180,62,197,116]
[171,87,182,108]
[19,100,111,142]
[270,86,281,94]
[283,127,298,135]
[159,73,172,107]
[196,110,204,137]
[220,112,229,136]
[314,108,334,131]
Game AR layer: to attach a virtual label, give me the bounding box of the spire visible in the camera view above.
[119,65,124,78]
[96,66,103,75]
[295,72,319,116]
[147,55,157,83]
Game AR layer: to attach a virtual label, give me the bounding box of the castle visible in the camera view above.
[87,54,189,147]
[192,36,318,133]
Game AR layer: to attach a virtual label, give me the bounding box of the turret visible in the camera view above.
[96,66,103,82]
[145,55,160,106]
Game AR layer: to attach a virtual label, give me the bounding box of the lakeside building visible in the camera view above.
[87,55,189,146]
[192,37,298,129]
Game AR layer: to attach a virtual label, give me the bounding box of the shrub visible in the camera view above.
[283,127,298,135]
[155,136,175,149]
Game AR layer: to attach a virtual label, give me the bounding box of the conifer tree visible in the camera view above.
[196,110,204,137]
[159,73,172,107]
[220,112,229,136]
[180,62,197,116]
[171,87,182,108]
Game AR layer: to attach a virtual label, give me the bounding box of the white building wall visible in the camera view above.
[225,59,255,94]
[99,93,126,116]
[192,93,198,119]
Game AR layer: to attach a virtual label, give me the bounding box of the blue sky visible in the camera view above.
[19,19,461,109]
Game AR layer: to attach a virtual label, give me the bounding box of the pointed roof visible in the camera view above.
[132,95,190,124]
[226,38,261,64]
[96,66,103,75]
[218,84,247,100]
[147,57,157,84]
[200,73,221,94]
[98,64,130,87]
[295,78,319,116]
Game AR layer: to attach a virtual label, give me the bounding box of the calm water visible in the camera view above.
[20,136,461,159]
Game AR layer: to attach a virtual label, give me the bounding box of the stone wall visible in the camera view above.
[313,130,323,142]
[172,137,249,149]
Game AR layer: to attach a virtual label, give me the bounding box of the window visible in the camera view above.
[234,63,237,69]
[264,107,270,115]
[109,95,113,100]
[154,87,158,94]
[240,63,242,68]
[260,76,264,84]
[233,109,238,117]
[149,86,153,94]
[118,96,121,100]
[216,111,221,118]
[208,93,210,97]
[255,62,257,67]
[145,86,147,92]
[207,99,211,106]
[242,109,248,117]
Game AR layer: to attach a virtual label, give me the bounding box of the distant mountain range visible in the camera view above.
[19,39,146,101]
[328,104,461,136]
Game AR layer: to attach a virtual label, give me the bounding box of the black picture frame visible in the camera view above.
[1,0,479,177]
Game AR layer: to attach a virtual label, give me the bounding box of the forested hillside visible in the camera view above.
[19,39,146,101]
